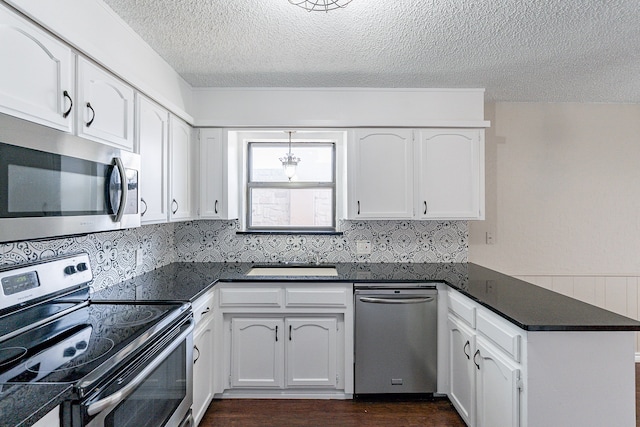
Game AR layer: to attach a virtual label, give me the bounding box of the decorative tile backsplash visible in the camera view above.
[175,220,468,264]
[0,219,468,292]
[0,223,175,292]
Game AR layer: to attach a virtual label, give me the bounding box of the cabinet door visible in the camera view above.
[169,115,193,221]
[416,129,484,219]
[136,95,169,224]
[76,57,134,150]
[475,337,521,427]
[230,318,284,388]
[193,319,214,426]
[286,317,338,387]
[0,4,74,132]
[199,128,238,219]
[447,314,476,426]
[348,129,414,219]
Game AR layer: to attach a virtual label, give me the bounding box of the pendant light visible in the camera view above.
[288,0,353,12]
[280,131,301,181]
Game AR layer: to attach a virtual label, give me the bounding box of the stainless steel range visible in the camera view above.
[0,253,194,427]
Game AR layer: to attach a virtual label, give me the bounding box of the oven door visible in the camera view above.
[76,317,193,427]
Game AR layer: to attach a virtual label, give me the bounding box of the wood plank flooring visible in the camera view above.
[199,365,640,426]
[200,396,465,427]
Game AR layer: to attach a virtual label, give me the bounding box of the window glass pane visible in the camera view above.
[250,144,333,182]
[250,188,333,228]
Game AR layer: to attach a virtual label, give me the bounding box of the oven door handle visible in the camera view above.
[87,321,194,417]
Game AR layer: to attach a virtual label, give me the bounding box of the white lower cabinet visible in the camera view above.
[474,336,521,427]
[192,291,214,427]
[286,317,337,387]
[32,406,60,427]
[214,282,353,398]
[229,316,339,389]
[447,290,523,427]
[231,318,284,388]
[447,314,475,426]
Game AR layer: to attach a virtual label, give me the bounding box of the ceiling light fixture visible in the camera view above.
[288,0,353,12]
[280,131,301,181]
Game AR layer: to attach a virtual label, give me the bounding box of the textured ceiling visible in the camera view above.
[102,0,640,103]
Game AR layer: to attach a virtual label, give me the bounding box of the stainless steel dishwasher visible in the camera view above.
[354,285,438,395]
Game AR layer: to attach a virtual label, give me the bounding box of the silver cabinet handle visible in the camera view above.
[214,200,219,214]
[172,199,179,214]
[275,325,278,342]
[423,201,427,215]
[463,340,470,360]
[357,201,360,215]
[140,198,148,216]
[473,349,481,370]
[358,296,435,304]
[201,307,211,317]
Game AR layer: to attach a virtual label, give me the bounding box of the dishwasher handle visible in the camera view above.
[358,296,435,304]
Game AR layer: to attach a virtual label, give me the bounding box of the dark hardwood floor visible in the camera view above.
[199,365,640,426]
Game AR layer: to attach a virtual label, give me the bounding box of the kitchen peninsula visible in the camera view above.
[94,261,639,427]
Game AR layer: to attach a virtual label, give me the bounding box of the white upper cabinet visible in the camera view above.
[76,57,135,151]
[416,129,484,220]
[348,129,414,219]
[169,115,193,221]
[199,128,238,219]
[0,3,74,132]
[136,95,169,224]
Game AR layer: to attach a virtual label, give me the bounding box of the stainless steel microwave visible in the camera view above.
[0,114,140,243]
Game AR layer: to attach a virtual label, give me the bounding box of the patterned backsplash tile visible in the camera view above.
[0,223,175,292]
[0,219,468,292]
[175,220,468,264]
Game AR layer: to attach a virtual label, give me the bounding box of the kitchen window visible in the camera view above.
[246,141,336,232]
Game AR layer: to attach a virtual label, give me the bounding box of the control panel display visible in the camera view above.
[1,271,40,296]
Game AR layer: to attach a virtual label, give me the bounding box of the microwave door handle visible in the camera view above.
[112,157,128,223]
[87,321,194,416]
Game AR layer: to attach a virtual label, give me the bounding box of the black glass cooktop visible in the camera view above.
[0,301,188,394]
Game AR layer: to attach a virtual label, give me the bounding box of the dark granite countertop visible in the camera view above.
[93,261,640,332]
[0,383,72,427]
[13,261,640,427]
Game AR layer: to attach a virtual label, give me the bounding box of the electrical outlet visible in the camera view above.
[486,232,495,245]
[356,240,372,255]
[136,249,143,266]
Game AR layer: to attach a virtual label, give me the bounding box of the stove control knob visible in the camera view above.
[76,262,88,272]
[64,265,77,275]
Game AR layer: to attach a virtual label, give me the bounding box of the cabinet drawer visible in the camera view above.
[219,288,282,307]
[448,290,476,328]
[476,309,522,362]
[285,288,348,307]
[193,291,214,326]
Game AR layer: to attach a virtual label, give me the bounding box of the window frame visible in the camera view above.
[246,141,337,232]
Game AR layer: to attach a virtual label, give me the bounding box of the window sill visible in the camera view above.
[236,231,343,236]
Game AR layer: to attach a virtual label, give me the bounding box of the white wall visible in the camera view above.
[470,102,640,276]
[470,102,640,353]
